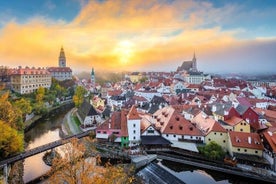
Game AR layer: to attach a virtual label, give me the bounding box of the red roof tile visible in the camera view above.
[229,131,264,150]
[127,105,141,120]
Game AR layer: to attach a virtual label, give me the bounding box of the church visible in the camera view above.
[177,52,197,72]
[47,47,73,81]
[176,53,211,84]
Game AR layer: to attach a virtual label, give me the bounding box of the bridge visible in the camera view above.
[0,131,91,168]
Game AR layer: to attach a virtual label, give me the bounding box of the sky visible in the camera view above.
[0,0,275,74]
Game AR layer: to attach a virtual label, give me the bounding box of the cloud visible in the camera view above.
[0,0,275,74]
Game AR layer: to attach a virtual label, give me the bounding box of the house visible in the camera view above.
[227,131,264,165]
[219,116,250,133]
[153,106,204,143]
[96,109,129,147]
[127,106,141,148]
[78,100,102,130]
[140,115,172,151]
[191,111,227,150]
[236,105,262,131]
[261,131,276,171]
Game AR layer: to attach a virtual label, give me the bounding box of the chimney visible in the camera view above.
[248,136,251,144]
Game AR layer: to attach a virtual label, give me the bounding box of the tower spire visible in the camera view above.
[192,51,197,72]
[59,46,66,67]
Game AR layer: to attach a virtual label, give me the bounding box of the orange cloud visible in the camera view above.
[0,0,274,73]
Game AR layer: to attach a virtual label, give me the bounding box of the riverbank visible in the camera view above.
[24,101,73,132]
[61,107,82,136]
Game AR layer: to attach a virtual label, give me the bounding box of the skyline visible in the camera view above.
[0,0,275,74]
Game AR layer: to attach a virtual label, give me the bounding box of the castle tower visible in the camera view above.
[59,46,66,67]
[91,68,95,86]
[192,52,197,72]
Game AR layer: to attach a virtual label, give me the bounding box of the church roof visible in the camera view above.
[177,61,193,72]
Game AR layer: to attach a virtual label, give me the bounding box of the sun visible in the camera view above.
[114,40,134,64]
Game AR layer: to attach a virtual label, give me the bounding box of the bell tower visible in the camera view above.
[59,46,66,67]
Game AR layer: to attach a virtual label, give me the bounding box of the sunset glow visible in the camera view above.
[0,0,275,74]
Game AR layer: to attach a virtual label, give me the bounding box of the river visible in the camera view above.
[23,106,71,183]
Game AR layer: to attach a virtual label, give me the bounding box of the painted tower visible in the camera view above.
[91,68,95,86]
[59,46,66,67]
[127,106,141,147]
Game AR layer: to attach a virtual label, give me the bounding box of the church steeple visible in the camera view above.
[59,46,66,67]
[192,51,197,72]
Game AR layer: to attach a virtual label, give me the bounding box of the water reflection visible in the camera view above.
[23,108,71,183]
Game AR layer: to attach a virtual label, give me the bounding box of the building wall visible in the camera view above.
[205,131,228,150]
[141,126,160,136]
[231,146,263,157]
[233,121,250,133]
[127,119,141,147]
[51,71,72,81]
[11,73,51,94]
[121,137,129,147]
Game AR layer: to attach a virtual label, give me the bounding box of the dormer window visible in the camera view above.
[170,125,173,129]
[179,126,183,130]
[175,117,180,121]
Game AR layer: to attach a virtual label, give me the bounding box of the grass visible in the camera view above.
[72,115,81,127]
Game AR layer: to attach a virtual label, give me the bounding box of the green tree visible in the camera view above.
[0,120,24,159]
[14,98,32,120]
[73,86,86,108]
[198,141,225,160]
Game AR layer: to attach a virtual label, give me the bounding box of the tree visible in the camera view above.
[14,98,32,120]
[0,120,24,159]
[47,138,134,184]
[0,92,23,131]
[73,86,86,108]
[36,87,45,103]
[198,141,225,160]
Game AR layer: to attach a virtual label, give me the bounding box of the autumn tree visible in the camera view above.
[0,92,23,131]
[73,86,86,108]
[0,120,24,159]
[14,98,32,120]
[47,138,134,184]
[36,87,45,102]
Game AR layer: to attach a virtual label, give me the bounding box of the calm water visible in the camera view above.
[157,160,261,184]
[23,107,71,183]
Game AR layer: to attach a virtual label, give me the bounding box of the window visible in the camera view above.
[147,130,154,134]
[166,134,168,137]
[214,132,216,135]
[97,131,101,133]
[133,130,136,134]
[220,133,223,136]
[133,124,136,127]
[173,135,176,138]
[223,140,226,143]
[244,149,247,152]
[103,131,107,134]
[237,148,240,151]
[240,129,243,132]
[208,138,211,141]
[255,151,258,154]
[133,136,136,140]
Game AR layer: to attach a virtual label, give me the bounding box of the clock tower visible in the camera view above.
[59,46,66,67]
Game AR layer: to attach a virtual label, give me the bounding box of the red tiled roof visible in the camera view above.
[10,67,50,75]
[47,67,72,72]
[127,105,141,120]
[229,131,264,150]
[224,116,244,126]
[262,132,276,153]
[120,109,128,136]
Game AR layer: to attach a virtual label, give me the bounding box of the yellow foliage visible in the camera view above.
[0,120,24,159]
